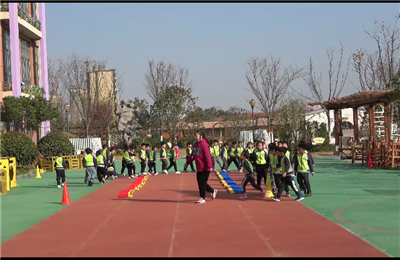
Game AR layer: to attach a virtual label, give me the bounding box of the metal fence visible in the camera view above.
[69,138,102,154]
[239,130,274,146]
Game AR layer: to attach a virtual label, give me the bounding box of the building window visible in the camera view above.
[31,3,36,19]
[3,29,12,83]
[33,47,39,85]
[21,39,31,85]
[19,3,28,13]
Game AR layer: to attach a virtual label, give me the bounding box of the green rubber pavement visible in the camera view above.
[1,157,399,257]
[299,157,400,257]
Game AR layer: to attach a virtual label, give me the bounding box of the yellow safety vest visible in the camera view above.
[255,150,267,165]
[97,155,105,165]
[237,147,244,158]
[297,153,309,173]
[85,154,94,167]
[214,145,220,156]
[55,157,63,168]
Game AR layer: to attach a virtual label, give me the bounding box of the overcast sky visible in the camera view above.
[46,3,400,112]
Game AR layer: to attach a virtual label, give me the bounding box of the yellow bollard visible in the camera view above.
[35,166,42,179]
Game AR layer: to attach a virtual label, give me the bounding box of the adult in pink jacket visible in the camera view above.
[185,131,217,204]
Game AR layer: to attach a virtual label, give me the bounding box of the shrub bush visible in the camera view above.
[37,130,74,157]
[177,139,187,148]
[309,144,335,153]
[0,131,40,167]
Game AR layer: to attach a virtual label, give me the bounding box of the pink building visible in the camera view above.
[0,2,50,143]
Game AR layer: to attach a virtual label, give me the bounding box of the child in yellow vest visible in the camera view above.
[272,147,304,202]
[293,143,315,197]
[83,148,97,187]
[54,152,68,188]
[96,150,107,184]
[239,151,268,199]
[237,141,244,173]
[148,145,158,175]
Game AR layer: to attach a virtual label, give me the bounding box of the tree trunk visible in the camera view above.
[107,125,111,147]
[326,109,331,141]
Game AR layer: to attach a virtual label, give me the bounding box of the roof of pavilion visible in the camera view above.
[306,90,393,110]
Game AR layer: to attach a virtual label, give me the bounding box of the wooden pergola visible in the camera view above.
[306,90,400,169]
[307,90,393,146]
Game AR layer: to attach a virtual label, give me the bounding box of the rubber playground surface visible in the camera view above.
[1,158,399,257]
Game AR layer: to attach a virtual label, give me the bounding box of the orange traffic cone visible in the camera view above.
[60,182,72,205]
[368,155,374,169]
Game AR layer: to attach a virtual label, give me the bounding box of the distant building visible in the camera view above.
[305,106,363,144]
[87,65,116,104]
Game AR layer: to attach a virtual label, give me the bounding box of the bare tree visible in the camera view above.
[296,42,350,136]
[144,59,192,101]
[144,59,192,140]
[94,69,124,145]
[246,56,303,140]
[352,14,400,91]
[47,60,68,131]
[57,52,106,137]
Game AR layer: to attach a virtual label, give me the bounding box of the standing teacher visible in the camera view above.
[185,131,217,204]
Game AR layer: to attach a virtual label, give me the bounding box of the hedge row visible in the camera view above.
[1,130,74,167]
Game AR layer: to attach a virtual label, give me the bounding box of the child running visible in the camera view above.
[184,142,195,172]
[213,140,223,171]
[83,148,97,187]
[160,143,169,174]
[272,147,304,202]
[227,141,240,172]
[239,151,268,199]
[54,152,68,188]
[269,144,281,195]
[236,141,244,173]
[293,143,315,197]
[148,145,158,175]
[167,143,180,174]
[220,143,229,172]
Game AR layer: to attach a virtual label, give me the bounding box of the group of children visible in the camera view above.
[207,139,315,202]
[82,145,118,186]
[244,140,315,202]
[55,139,315,199]
[53,144,118,188]
[120,142,193,178]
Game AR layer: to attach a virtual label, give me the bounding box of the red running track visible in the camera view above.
[0,171,388,257]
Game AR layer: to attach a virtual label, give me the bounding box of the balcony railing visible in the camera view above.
[0,3,41,31]
[2,82,12,92]
[18,6,41,31]
[1,2,9,12]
